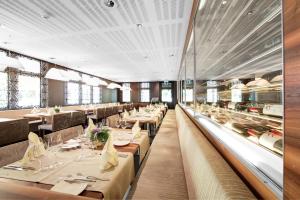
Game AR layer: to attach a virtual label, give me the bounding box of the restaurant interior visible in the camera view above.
[0,0,299,199]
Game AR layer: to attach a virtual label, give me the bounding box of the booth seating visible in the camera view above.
[0,118,29,147]
[130,107,255,200]
[175,106,255,199]
[38,113,72,136]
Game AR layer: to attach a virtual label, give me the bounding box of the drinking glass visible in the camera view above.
[115,119,121,128]
[121,120,127,129]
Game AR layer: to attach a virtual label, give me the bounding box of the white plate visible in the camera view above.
[113,140,130,147]
[61,143,80,149]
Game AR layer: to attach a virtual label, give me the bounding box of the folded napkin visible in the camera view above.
[21,132,46,165]
[85,118,96,137]
[131,108,137,116]
[123,110,129,119]
[132,120,141,139]
[31,107,38,114]
[99,133,118,170]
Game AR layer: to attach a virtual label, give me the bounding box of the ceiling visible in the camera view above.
[0,0,193,82]
[183,0,282,81]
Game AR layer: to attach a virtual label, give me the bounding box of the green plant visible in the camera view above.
[54,105,60,113]
[90,128,109,143]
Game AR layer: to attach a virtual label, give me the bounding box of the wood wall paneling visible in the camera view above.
[47,79,65,107]
[284,0,300,199]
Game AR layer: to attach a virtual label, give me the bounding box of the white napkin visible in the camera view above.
[132,120,141,139]
[132,108,137,116]
[99,133,118,170]
[21,132,46,165]
[85,118,96,137]
[31,107,37,114]
[123,110,129,119]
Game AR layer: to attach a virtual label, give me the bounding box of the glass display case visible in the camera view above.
[178,0,283,197]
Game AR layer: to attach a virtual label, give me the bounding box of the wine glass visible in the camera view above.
[121,120,127,129]
[115,119,121,129]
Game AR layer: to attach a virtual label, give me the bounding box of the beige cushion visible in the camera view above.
[175,106,255,200]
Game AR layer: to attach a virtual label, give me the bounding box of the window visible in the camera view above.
[140,82,150,102]
[18,57,40,73]
[161,89,172,102]
[184,88,194,102]
[93,86,100,103]
[122,83,131,102]
[231,89,242,102]
[67,82,79,105]
[0,72,8,108]
[161,82,172,102]
[207,88,218,103]
[82,84,91,104]
[18,75,40,107]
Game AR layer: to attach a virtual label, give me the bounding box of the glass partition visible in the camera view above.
[178,0,283,197]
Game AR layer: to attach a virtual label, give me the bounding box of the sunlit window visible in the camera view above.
[0,72,8,108]
[161,89,172,102]
[122,83,131,102]
[93,86,100,104]
[18,75,40,107]
[231,88,242,102]
[183,88,193,102]
[18,57,40,73]
[82,84,91,104]
[140,82,150,102]
[207,88,218,103]
[67,82,79,105]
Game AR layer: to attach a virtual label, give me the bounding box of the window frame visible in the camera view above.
[140,82,150,102]
[66,82,80,105]
[122,83,131,102]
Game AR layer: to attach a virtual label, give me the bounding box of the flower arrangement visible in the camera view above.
[90,127,109,147]
[54,105,60,113]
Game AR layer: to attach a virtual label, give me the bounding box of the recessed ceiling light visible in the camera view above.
[247,10,254,15]
[169,54,174,57]
[136,23,143,28]
[40,12,51,20]
[221,0,227,5]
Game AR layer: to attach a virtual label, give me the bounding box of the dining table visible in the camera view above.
[0,118,15,123]
[0,128,150,200]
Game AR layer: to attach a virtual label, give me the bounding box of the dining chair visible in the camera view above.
[0,140,29,167]
[38,112,71,136]
[0,119,29,147]
[70,111,86,127]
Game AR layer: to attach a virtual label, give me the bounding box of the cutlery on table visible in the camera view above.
[3,165,35,171]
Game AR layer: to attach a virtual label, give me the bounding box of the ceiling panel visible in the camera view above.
[0,0,193,82]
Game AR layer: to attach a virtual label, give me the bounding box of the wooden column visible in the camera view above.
[284,0,300,199]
